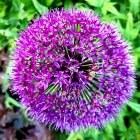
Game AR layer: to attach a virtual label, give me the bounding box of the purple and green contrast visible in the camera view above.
[10,9,135,133]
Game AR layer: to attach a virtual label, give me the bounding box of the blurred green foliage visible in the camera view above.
[0,0,140,140]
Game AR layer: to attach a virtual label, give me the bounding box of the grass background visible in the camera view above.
[0,0,140,140]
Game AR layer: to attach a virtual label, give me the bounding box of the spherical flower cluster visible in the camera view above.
[10,9,135,133]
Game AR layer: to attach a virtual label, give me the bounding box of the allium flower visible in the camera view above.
[10,9,135,133]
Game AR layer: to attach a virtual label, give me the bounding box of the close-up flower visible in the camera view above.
[10,9,135,133]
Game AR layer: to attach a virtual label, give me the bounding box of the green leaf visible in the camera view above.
[98,0,109,7]
[126,12,133,31]
[116,20,124,33]
[102,2,121,16]
[135,21,140,31]
[115,110,127,132]
[124,12,135,40]
[2,64,13,92]
[86,0,110,7]
[130,29,139,40]
[5,92,21,108]
[127,102,140,113]
[32,0,48,14]
[0,18,9,29]
[0,28,17,38]
[9,0,25,19]
[85,0,99,7]
[134,47,140,68]
[64,0,73,10]
[0,36,6,50]
[25,7,36,21]
[53,0,63,7]
[20,18,28,30]
[134,91,140,98]
[8,38,16,49]
[21,0,34,8]
[66,133,84,140]
[0,1,7,17]
[2,74,9,92]
[123,12,139,41]
[74,2,90,12]
[129,0,140,15]
[45,0,54,7]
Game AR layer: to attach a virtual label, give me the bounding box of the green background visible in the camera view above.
[0,0,140,140]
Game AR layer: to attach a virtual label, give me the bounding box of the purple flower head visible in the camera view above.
[10,9,135,133]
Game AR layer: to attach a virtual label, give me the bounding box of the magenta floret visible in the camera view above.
[10,9,135,133]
